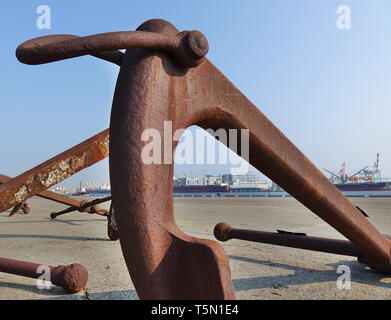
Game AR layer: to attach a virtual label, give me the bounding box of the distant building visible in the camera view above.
[174,172,268,188]
[49,186,67,195]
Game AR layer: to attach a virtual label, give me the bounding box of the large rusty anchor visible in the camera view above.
[12,19,391,300]
[0,130,118,239]
[0,172,109,218]
[0,129,109,214]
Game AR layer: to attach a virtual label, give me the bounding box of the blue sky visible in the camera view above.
[1,1,390,188]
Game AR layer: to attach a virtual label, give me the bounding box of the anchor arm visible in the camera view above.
[184,59,391,273]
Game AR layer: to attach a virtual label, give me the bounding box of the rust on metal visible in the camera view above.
[12,18,391,300]
[107,19,391,298]
[50,196,117,241]
[0,257,88,293]
[107,203,119,241]
[50,196,111,219]
[0,129,109,213]
[0,174,30,215]
[8,200,30,216]
[214,223,364,258]
[16,29,208,68]
[0,173,108,216]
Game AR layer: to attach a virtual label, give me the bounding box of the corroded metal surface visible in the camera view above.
[0,129,109,213]
[109,20,235,300]
[12,18,391,300]
[0,257,88,293]
[50,196,111,219]
[107,203,119,241]
[8,200,30,216]
[108,19,391,299]
[0,174,30,215]
[16,29,208,68]
[214,223,364,258]
[49,196,116,241]
[0,173,108,216]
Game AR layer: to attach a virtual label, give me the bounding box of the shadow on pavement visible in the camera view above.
[0,234,108,241]
[0,281,138,300]
[0,280,75,297]
[39,289,139,300]
[230,255,391,291]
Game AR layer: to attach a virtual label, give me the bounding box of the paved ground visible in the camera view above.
[1,196,391,300]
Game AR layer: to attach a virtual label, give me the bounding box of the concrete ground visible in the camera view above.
[0,196,391,300]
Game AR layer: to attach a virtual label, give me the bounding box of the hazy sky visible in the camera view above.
[1,1,390,188]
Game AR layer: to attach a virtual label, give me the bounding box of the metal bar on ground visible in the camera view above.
[214,223,363,258]
[50,196,112,219]
[0,256,88,293]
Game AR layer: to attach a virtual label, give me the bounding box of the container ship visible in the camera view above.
[173,185,229,194]
[173,182,273,197]
[173,154,391,197]
[76,154,391,198]
[334,181,391,192]
[324,153,391,196]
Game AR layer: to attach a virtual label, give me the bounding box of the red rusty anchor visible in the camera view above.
[14,19,391,300]
[0,130,110,215]
[0,131,117,240]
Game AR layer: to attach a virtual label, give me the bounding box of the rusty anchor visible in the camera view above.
[0,173,109,217]
[10,18,391,300]
[0,256,88,293]
[0,129,109,214]
[1,171,117,240]
[0,129,119,239]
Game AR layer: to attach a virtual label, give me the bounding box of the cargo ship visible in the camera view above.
[334,181,391,192]
[78,181,391,198]
[173,185,229,194]
[77,154,391,198]
[85,188,111,196]
[324,154,391,196]
[173,182,272,197]
[173,184,289,197]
